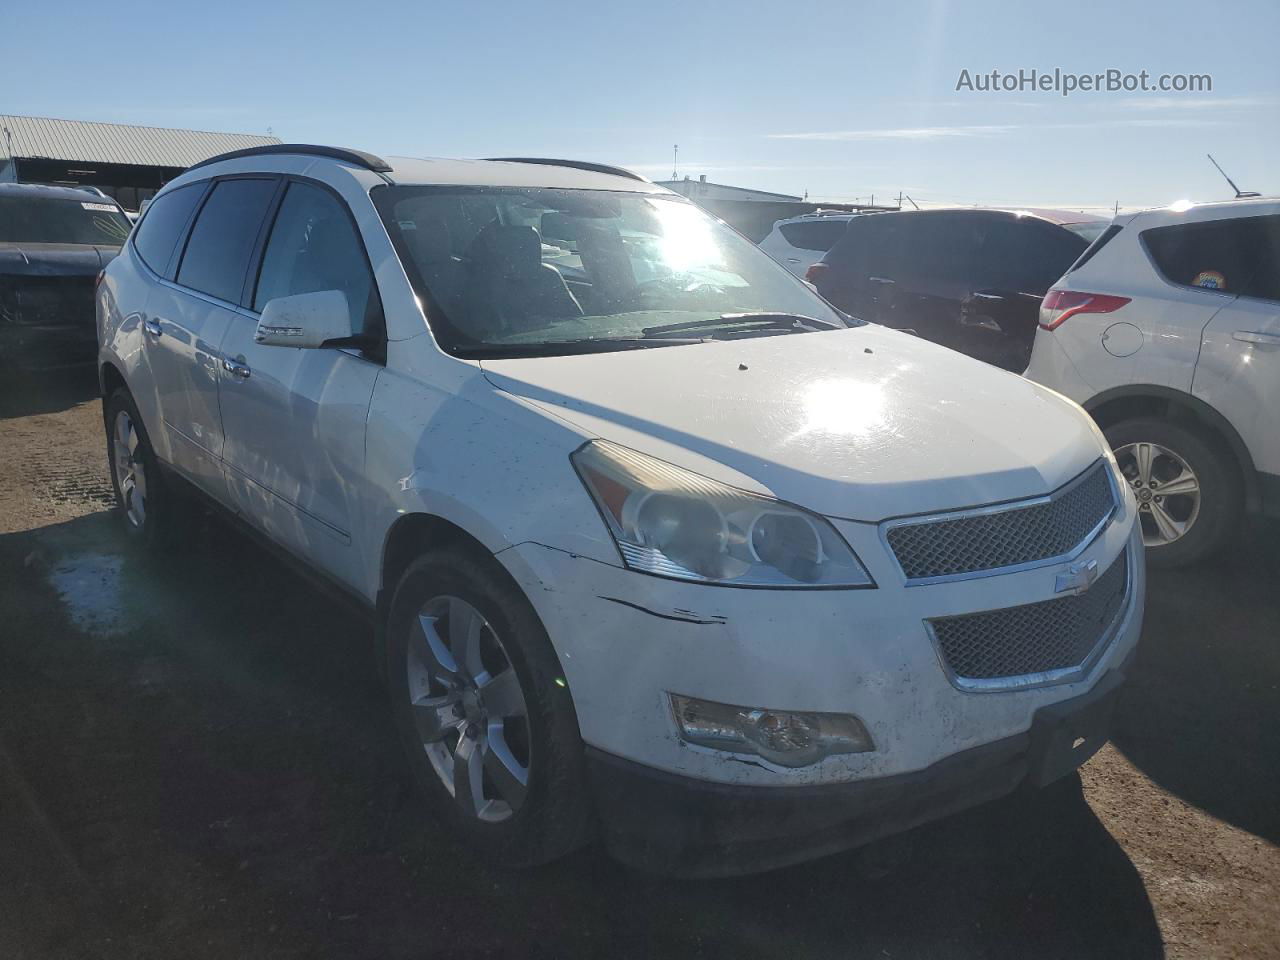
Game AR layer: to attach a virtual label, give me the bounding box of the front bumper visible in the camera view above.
[587,655,1131,876]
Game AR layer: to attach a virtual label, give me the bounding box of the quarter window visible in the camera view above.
[253,181,378,334]
[176,178,277,303]
[1143,215,1280,301]
[132,183,204,275]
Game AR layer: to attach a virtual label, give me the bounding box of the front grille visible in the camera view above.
[886,460,1116,581]
[928,551,1128,685]
[0,275,96,326]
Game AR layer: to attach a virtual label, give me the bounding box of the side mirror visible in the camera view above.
[255,290,355,349]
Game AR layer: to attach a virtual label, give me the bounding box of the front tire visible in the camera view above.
[1105,417,1240,568]
[104,387,179,548]
[385,548,592,866]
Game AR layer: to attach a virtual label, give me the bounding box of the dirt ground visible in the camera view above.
[0,368,1276,960]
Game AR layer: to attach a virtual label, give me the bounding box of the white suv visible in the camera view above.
[1026,198,1279,568]
[98,144,1144,876]
[757,212,858,277]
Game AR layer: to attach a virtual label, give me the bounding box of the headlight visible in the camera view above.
[571,440,873,587]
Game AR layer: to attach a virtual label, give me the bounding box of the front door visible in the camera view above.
[216,178,384,590]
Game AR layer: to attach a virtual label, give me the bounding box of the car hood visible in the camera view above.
[0,242,120,277]
[479,326,1105,522]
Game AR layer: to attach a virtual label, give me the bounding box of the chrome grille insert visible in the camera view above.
[927,550,1129,691]
[885,460,1117,583]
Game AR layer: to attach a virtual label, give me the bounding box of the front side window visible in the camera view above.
[133,183,205,275]
[253,181,379,334]
[177,178,278,304]
[0,194,132,246]
[1143,215,1280,301]
[374,186,848,357]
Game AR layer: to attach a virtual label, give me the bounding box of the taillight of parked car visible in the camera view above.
[1038,289,1131,330]
[804,262,828,284]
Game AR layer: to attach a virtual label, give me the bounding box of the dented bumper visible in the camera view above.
[496,516,1143,792]
[586,659,1130,876]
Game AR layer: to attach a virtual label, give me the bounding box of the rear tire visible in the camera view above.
[1104,417,1239,569]
[385,547,592,867]
[103,387,181,549]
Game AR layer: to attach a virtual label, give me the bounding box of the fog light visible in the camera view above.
[670,694,873,768]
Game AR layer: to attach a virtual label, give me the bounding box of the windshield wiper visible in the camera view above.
[453,336,704,359]
[641,311,846,338]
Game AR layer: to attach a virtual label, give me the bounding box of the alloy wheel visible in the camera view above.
[112,409,147,528]
[1114,441,1201,547]
[406,595,531,823]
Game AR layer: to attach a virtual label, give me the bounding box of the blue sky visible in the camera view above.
[5,0,1277,210]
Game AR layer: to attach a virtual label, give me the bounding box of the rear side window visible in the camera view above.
[177,178,278,303]
[1143,215,1280,300]
[824,214,904,276]
[253,181,380,334]
[979,220,1087,293]
[1068,224,1122,274]
[133,183,204,275]
[778,219,850,252]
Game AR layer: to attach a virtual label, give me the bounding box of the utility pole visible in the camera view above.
[672,144,678,180]
[1114,200,1119,216]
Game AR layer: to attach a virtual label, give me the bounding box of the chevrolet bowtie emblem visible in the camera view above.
[1055,558,1099,596]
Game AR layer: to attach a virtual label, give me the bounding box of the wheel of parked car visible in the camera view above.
[104,387,179,548]
[1105,417,1240,568]
[385,548,592,866]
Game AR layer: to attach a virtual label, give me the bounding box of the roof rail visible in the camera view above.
[484,157,649,183]
[187,143,393,174]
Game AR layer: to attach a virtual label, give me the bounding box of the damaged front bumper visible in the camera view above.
[586,657,1131,876]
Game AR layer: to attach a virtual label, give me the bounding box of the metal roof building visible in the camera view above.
[0,115,280,211]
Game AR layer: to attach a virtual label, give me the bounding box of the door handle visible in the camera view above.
[143,318,163,337]
[222,356,252,379]
[869,276,896,285]
[1234,331,1280,345]
[786,257,801,263]
[972,292,1005,302]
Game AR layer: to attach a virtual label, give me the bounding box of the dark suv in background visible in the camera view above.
[0,182,132,368]
[807,208,1107,372]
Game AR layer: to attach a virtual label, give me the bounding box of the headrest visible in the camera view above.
[467,223,543,280]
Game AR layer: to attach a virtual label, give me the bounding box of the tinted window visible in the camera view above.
[1143,215,1280,300]
[896,214,986,285]
[177,178,277,303]
[824,214,904,277]
[253,182,378,333]
[0,194,132,246]
[778,219,850,252]
[134,184,204,275]
[980,220,1086,293]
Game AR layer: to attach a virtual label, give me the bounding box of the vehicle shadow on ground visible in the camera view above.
[1,510,1164,959]
[0,364,99,419]
[1110,521,1280,846]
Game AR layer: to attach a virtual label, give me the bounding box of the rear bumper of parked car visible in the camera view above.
[585,655,1131,876]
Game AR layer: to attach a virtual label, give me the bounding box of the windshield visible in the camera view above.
[373,186,849,357]
[0,195,132,246]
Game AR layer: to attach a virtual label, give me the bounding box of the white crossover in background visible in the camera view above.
[1026,197,1280,568]
[97,145,1144,876]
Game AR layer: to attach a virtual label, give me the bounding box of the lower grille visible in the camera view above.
[928,551,1128,689]
[0,275,96,326]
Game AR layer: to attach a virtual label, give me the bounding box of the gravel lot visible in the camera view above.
[1,368,1277,960]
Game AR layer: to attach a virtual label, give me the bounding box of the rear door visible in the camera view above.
[817,214,903,322]
[1192,211,1280,487]
[216,178,384,590]
[139,177,278,498]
